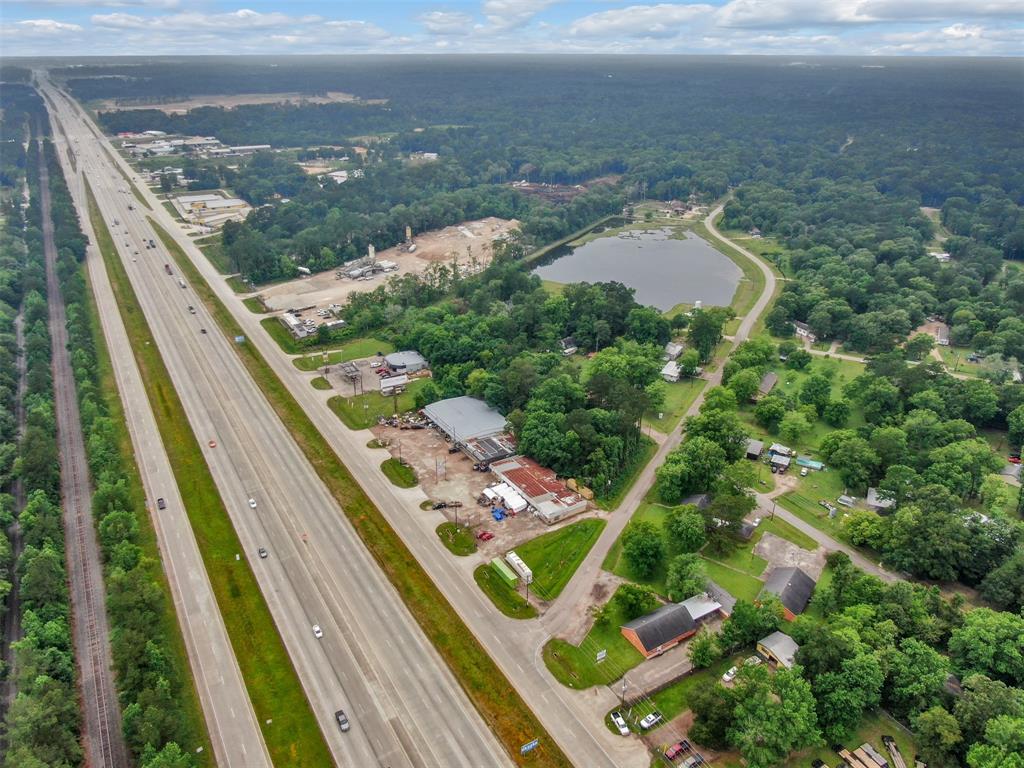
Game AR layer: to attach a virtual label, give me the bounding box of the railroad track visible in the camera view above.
[38,138,129,768]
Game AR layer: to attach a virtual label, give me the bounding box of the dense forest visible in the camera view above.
[68,57,1022,285]
[0,83,201,767]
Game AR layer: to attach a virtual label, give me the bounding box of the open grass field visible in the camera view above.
[515,519,606,600]
[152,218,572,767]
[645,377,704,434]
[701,559,764,602]
[292,337,394,370]
[474,564,538,619]
[936,345,984,378]
[198,238,231,273]
[381,457,418,487]
[92,191,333,767]
[543,587,646,688]
[595,435,657,510]
[82,262,213,766]
[436,523,477,556]
[327,379,427,430]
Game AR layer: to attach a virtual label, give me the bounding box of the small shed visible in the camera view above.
[661,361,681,383]
[757,631,799,668]
[768,443,793,457]
[769,454,791,470]
[746,439,765,460]
[756,372,778,398]
[379,374,409,394]
[663,342,685,361]
[793,321,817,343]
[559,337,578,356]
[866,487,896,512]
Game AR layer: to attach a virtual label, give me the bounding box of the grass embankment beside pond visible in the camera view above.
[381,457,417,488]
[437,523,477,556]
[82,263,213,765]
[692,220,770,334]
[523,213,619,266]
[91,191,332,767]
[516,519,606,600]
[292,338,394,370]
[327,379,427,430]
[152,218,574,768]
[474,565,538,619]
[594,435,657,511]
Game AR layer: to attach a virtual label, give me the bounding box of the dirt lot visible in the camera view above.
[509,175,619,204]
[754,532,826,580]
[257,217,520,312]
[98,91,377,114]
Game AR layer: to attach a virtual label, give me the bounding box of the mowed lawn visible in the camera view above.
[516,519,606,600]
[328,379,427,430]
[292,337,395,370]
[645,377,704,433]
[543,586,646,688]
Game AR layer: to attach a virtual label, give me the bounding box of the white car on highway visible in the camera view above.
[313,624,323,639]
[248,498,257,509]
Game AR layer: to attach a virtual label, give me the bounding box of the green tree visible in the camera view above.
[948,608,1024,686]
[779,411,812,444]
[656,436,727,501]
[688,628,720,669]
[981,550,1024,612]
[799,373,832,414]
[685,407,748,462]
[665,553,706,602]
[953,675,1024,747]
[729,664,821,768]
[1009,405,1024,448]
[813,651,885,742]
[905,333,935,361]
[689,682,736,749]
[720,598,784,651]
[615,583,660,620]
[755,396,788,430]
[885,638,950,719]
[967,715,1024,768]
[621,521,663,579]
[687,307,732,362]
[913,706,963,768]
[663,505,706,553]
[728,368,762,403]
[822,399,851,427]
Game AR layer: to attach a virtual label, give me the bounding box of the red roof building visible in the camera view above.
[489,456,588,524]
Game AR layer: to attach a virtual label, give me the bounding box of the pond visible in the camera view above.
[532,227,742,312]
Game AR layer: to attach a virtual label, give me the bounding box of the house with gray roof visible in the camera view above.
[760,566,816,620]
[620,603,697,658]
[757,631,800,668]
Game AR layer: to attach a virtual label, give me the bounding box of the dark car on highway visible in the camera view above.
[334,710,350,732]
[156,498,166,510]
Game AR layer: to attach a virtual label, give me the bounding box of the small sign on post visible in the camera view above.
[234,335,245,344]
[520,739,539,756]
[596,649,607,664]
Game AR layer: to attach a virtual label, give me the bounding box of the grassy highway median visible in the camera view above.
[153,217,574,768]
[88,184,334,768]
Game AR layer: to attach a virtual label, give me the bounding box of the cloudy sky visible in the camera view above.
[3,0,1023,57]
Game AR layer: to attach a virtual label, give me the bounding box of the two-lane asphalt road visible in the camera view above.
[43,79,508,768]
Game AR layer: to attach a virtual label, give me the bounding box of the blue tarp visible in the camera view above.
[492,508,506,521]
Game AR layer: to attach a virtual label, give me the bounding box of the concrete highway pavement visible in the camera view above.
[39,138,130,768]
[544,202,780,638]
[46,92,273,768]
[45,81,508,768]
[47,83,654,767]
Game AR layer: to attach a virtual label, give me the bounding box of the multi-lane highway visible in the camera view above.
[43,78,509,768]
[46,77,654,768]
[40,85,651,768]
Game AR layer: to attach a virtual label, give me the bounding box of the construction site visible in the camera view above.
[256,217,519,314]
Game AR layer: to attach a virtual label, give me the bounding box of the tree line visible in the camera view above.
[41,137,202,767]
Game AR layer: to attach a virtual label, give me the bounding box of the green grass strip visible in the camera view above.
[380,457,417,488]
[87,184,333,768]
[436,523,477,557]
[474,565,538,619]
[82,265,214,764]
[151,217,574,768]
[515,519,606,600]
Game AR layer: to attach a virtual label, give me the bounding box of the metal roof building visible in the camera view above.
[385,350,428,373]
[757,631,799,668]
[423,396,507,443]
[760,566,816,620]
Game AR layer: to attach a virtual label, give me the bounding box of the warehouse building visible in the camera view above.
[489,455,587,524]
[385,350,429,374]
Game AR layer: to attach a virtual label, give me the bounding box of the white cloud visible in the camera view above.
[569,3,714,38]
[716,0,1024,28]
[483,0,558,30]
[419,10,475,35]
[91,9,316,31]
[12,0,179,7]
[870,22,1023,53]
[14,18,83,33]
